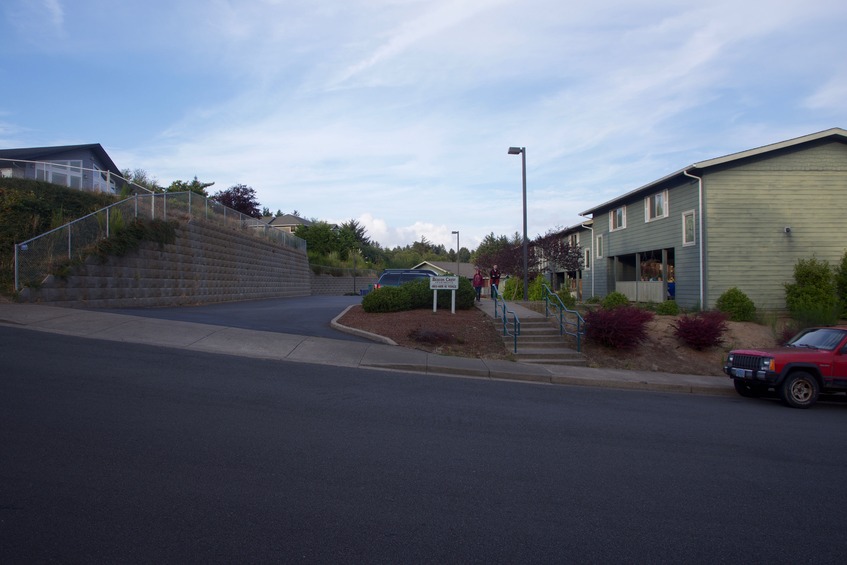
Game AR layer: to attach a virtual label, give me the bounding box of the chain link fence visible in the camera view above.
[14,191,307,291]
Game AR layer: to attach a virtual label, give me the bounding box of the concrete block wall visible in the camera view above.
[19,221,312,308]
[310,273,377,296]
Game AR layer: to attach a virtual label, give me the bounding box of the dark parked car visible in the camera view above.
[373,269,437,289]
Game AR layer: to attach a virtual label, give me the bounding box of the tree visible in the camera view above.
[472,232,535,278]
[166,176,215,197]
[533,229,584,273]
[210,184,262,218]
[121,168,162,192]
[295,221,340,257]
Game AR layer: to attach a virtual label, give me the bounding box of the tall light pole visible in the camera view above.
[508,146,529,300]
[451,230,460,276]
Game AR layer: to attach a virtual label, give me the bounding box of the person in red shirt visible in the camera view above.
[489,265,501,297]
[472,268,484,302]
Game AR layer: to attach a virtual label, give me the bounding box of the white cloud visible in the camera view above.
[4,0,847,251]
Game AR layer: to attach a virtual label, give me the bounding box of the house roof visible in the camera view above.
[265,214,313,227]
[0,143,122,175]
[579,127,847,216]
[413,261,479,279]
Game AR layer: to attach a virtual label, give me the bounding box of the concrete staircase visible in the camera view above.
[505,316,586,366]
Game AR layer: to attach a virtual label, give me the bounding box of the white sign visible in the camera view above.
[429,276,459,290]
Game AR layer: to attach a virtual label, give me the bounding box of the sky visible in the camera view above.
[2,0,846,252]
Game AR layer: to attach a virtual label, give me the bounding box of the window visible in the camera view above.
[610,206,626,231]
[36,160,83,189]
[682,210,695,246]
[596,235,603,258]
[645,190,668,221]
[584,248,591,270]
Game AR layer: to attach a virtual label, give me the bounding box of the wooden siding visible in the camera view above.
[703,142,847,310]
[588,179,702,308]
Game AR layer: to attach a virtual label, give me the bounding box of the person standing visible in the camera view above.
[489,264,501,297]
[472,268,484,302]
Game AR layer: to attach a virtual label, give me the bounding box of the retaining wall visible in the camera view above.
[18,221,313,308]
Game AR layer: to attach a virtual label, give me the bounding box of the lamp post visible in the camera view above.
[451,230,460,277]
[508,146,529,301]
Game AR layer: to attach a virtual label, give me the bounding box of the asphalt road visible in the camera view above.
[94,295,369,341]
[3,327,847,563]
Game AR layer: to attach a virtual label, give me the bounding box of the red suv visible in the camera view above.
[723,326,847,408]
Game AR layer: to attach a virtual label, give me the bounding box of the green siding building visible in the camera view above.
[579,127,847,311]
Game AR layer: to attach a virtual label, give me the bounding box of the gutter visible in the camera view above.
[580,221,594,298]
[683,169,704,309]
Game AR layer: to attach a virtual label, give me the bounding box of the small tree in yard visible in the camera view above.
[211,184,262,218]
[784,257,839,327]
[836,250,847,317]
[585,306,654,350]
[674,311,728,350]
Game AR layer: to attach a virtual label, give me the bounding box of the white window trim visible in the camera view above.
[584,248,591,270]
[682,209,696,247]
[644,190,669,222]
[609,206,626,231]
[596,234,603,258]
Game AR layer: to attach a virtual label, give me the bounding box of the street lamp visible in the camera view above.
[508,146,529,301]
[451,230,460,277]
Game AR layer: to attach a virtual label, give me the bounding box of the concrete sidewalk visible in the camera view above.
[0,301,734,397]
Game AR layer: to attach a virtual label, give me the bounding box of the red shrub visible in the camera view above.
[585,306,655,349]
[673,311,728,350]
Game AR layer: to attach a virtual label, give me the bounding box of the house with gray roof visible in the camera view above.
[579,127,847,311]
[0,143,124,194]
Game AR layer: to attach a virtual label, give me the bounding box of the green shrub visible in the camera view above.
[585,306,654,349]
[585,295,601,304]
[403,277,475,310]
[715,287,756,322]
[836,250,847,317]
[93,218,176,260]
[501,276,521,300]
[556,289,576,309]
[363,277,476,313]
[785,257,839,326]
[673,311,727,350]
[362,286,412,312]
[527,274,547,301]
[655,300,680,316]
[601,291,629,309]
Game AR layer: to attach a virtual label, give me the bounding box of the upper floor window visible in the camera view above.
[610,206,626,231]
[645,190,668,222]
[584,248,591,270]
[683,210,696,246]
[596,235,604,258]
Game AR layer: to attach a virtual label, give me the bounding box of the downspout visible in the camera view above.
[580,221,594,298]
[683,169,704,309]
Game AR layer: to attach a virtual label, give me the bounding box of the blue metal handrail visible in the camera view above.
[492,286,521,353]
[541,284,586,352]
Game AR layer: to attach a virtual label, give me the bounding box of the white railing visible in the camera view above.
[14,191,306,291]
[615,281,666,303]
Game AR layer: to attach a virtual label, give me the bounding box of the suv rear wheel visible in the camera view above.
[778,371,819,409]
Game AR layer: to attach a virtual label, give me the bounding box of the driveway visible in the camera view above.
[94,295,369,342]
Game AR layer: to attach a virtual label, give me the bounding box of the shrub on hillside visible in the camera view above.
[601,291,629,309]
[673,311,728,350]
[362,286,412,313]
[715,287,756,322]
[585,306,654,349]
[836,250,847,317]
[785,257,839,326]
[555,289,577,309]
[655,300,680,316]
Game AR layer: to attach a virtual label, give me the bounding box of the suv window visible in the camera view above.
[374,270,434,289]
